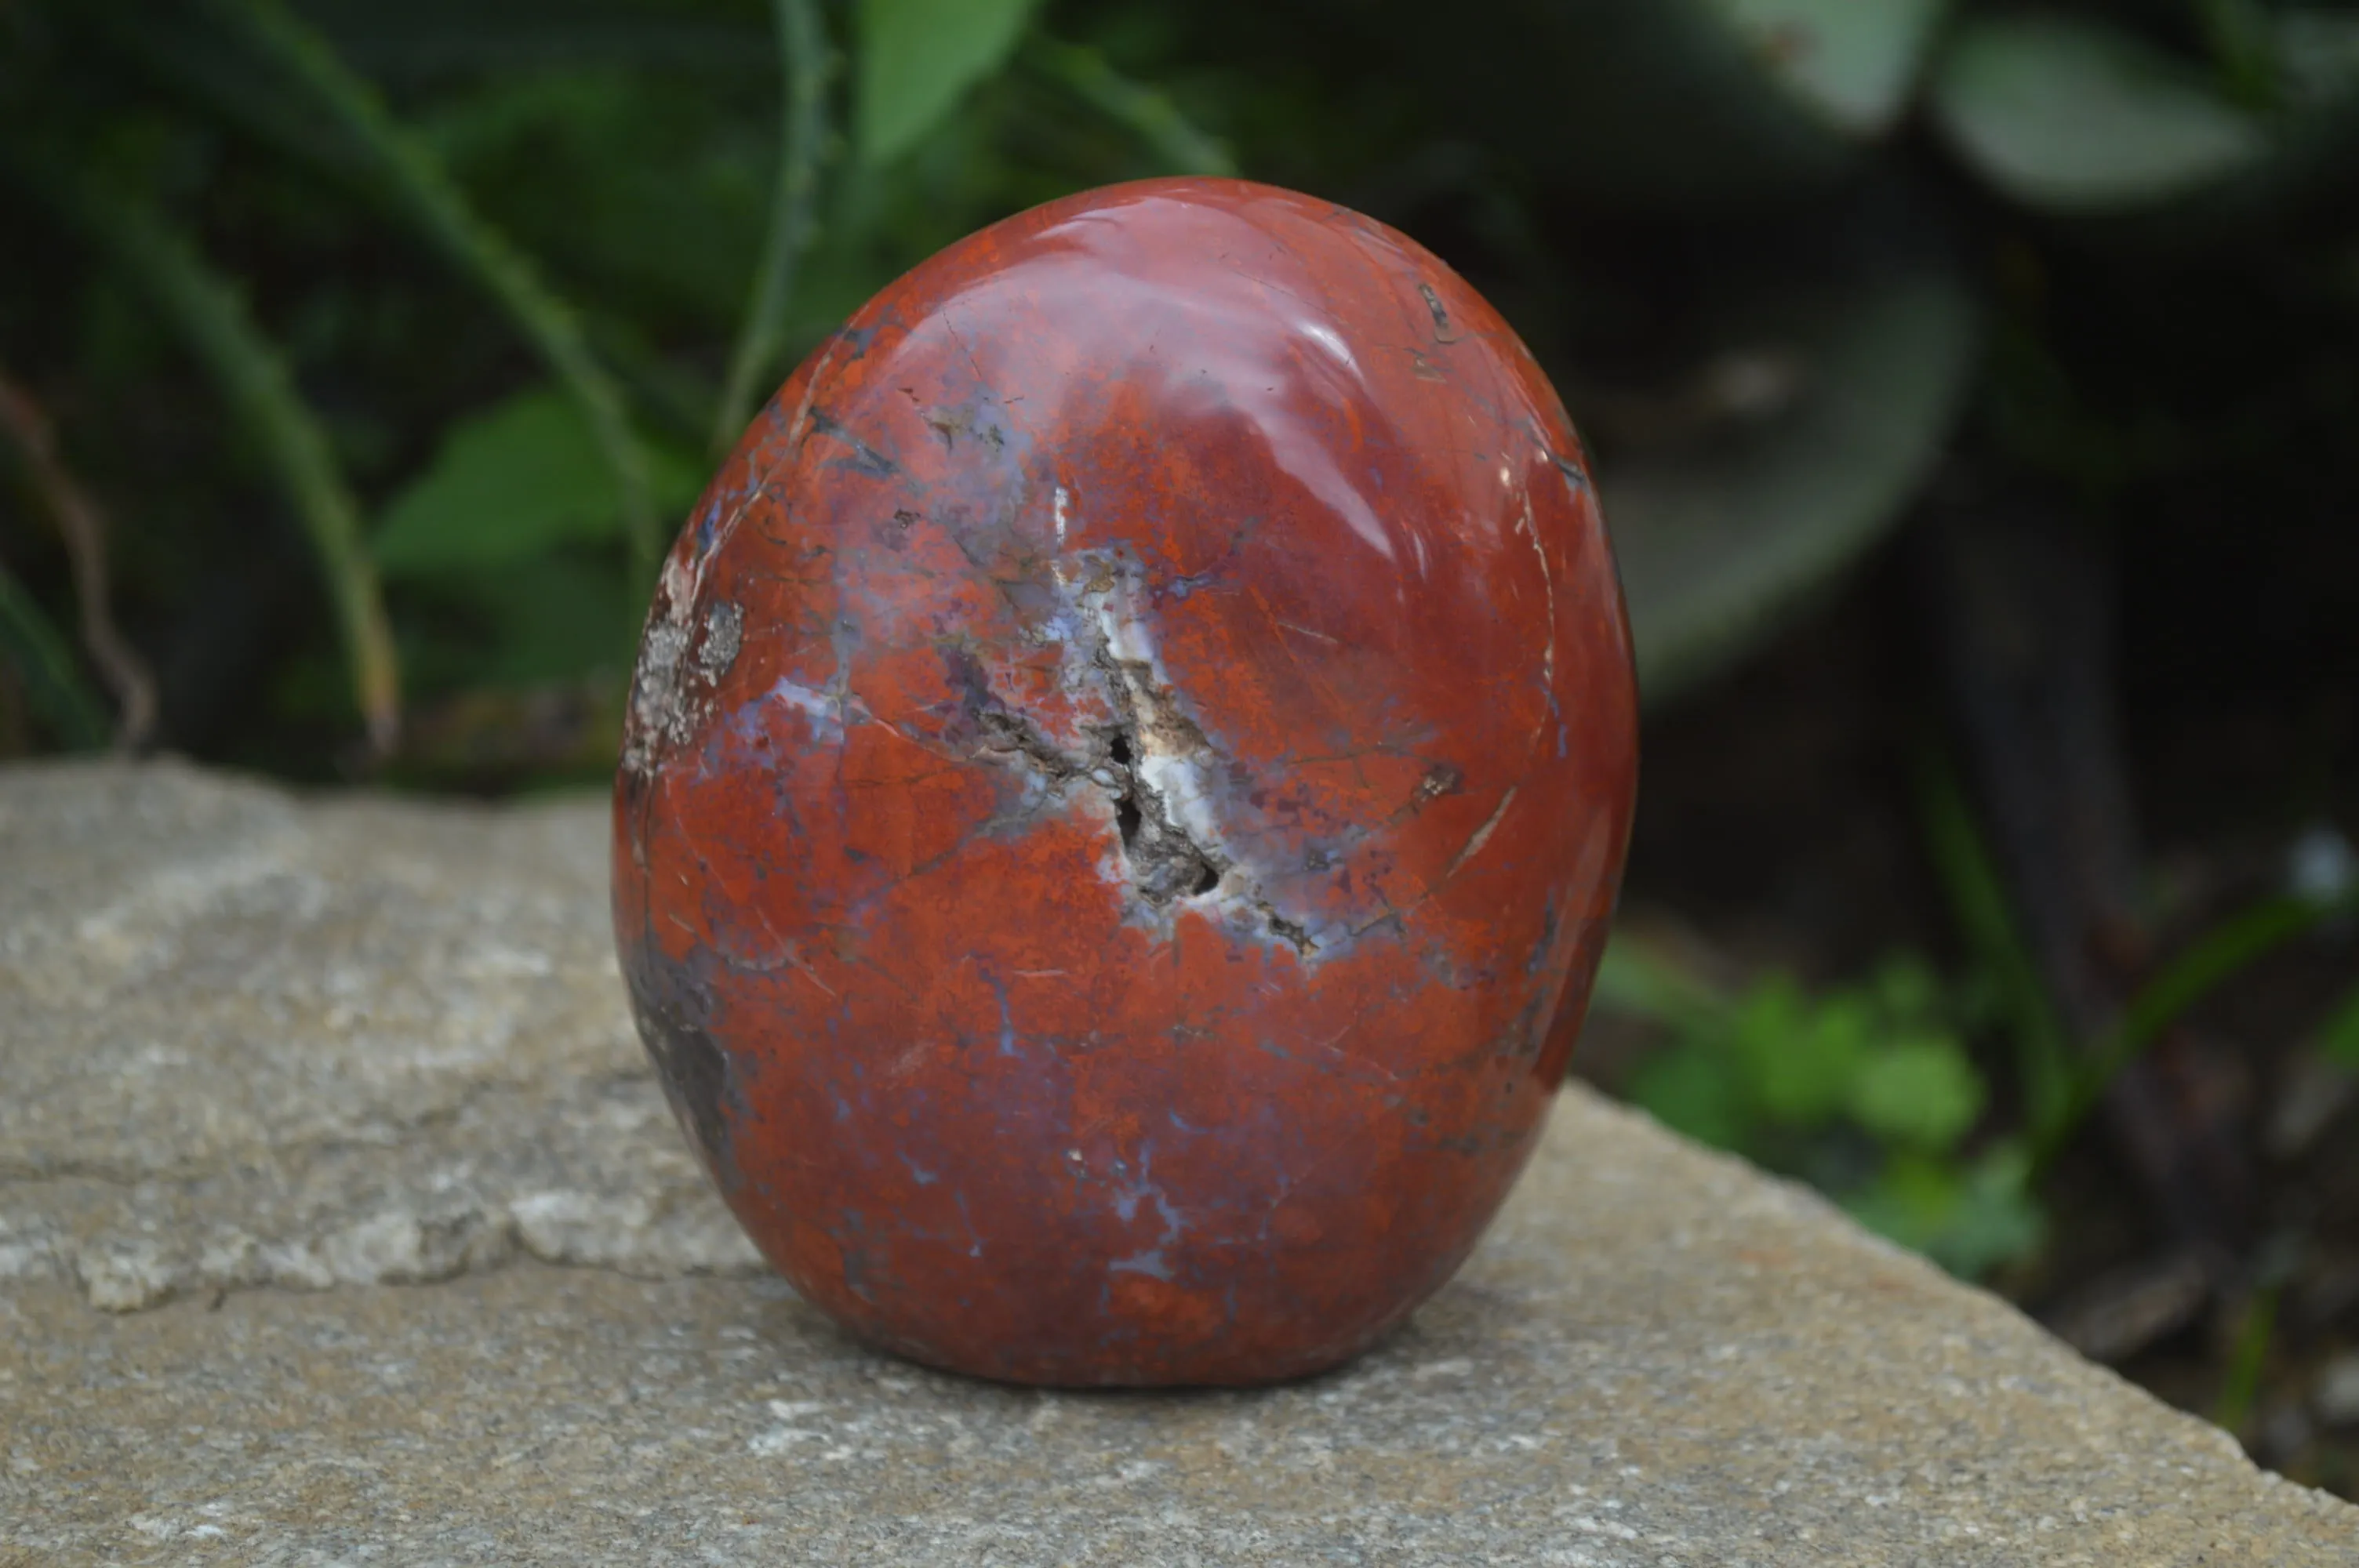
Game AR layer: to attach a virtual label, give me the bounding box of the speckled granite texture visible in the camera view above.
[4,760,2353,1565]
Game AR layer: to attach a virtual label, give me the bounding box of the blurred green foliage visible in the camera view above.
[2,0,2357,1278]
[5,0,2357,769]
[2325,981,2359,1065]
[1595,834,2359,1283]
[1598,938,2046,1279]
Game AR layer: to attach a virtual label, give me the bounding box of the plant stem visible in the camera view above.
[2212,1283,2277,1438]
[1915,743,2077,1136]
[219,0,660,584]
[1590,929,1728,1033]
[2035,887,2359,1168]
[0,365,158,747]
[713,0,833,458]
[36,171,399,752]
[1025,35,1236,177]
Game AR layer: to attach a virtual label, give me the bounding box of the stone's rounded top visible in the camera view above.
[789,173,1591,592]
[848,176,1581,572]
[614,177,1637,1386]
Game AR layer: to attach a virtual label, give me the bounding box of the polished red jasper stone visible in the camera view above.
[612,176,1637,1387]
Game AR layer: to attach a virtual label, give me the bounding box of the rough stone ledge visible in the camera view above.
[0,758,759,1314]
[0,1069,763,1313]
[4,759,2355,1566]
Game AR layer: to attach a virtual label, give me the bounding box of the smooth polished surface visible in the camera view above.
[612,178,1638,1385]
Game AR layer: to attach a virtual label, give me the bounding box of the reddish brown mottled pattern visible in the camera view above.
[612,178,1637,1387]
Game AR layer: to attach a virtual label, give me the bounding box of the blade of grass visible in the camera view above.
[1914,742,2077,1136]
[22,164,400,750]
[2035,884,2359,1167]
[0,554,111,751]
[0,365,158,747]
[214,0,660,583]
[1023,35,1236,177]
[712,0,834,457]
[1592,929,1728,1033]
[2212,1282,2277,1439]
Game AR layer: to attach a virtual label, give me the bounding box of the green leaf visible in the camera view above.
[1609,260,1978,706]
[857,0,1038,165]
[1847,1034,1986,1152]
[1732,978,1868,1126]
[1929,1143,2047,1279]
[1627,1039,1754,1153]
[1847,1144,2044,1279]
[1930,15,2270,212]
[437,554,639,685]
[376,389,701,576]
[218,0,664,583]
[2276,10,2359,107]
[1870,954,1945,1032]
[1707,0,1948,135]
[1843,1152,1961,1254]
[1357,0,1864,208]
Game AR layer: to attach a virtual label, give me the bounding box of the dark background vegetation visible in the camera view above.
[3,0,2357,1493]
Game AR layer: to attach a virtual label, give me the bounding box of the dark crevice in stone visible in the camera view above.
[1090,651,1226,909]
[1253,902,1315,954]
[1107,734,1146,851]
[945,634,1315,949]
[805,409,900,477]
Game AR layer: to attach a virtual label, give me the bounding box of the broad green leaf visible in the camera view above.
[376,392,611,574]
[435,554,641,685]
[376,389,700,575]
[1340,0,1877,209]
[2277,11,2359,107]
[223,0,664,580]
[857,0,1038,165]
[1847,1034,1986,1151]
[1930,15,2268,212]
[1708,0,1948,135]
[1608,262,1977,705]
